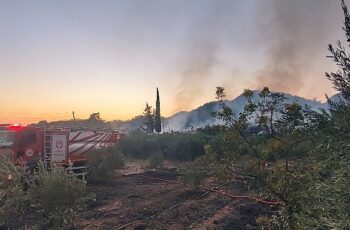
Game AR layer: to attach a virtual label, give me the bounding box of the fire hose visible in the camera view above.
[139,174,284,206]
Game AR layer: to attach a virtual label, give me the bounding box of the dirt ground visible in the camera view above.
[76,167,276,230]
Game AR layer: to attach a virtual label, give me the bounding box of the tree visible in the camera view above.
[207,87,319,228]
[298,1,350,227]
[88,112,103,122]
[88,112,104,128]
[326,0,350,103]
[143,103,154,134]
[155,88,162,133]
[215,86,226,106]
[205,1,350,227]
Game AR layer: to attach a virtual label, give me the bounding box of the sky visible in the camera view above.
[0,0,346,124]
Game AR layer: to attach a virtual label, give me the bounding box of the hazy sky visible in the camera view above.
[0,0,346,124]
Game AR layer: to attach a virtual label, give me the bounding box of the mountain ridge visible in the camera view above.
[34,91,341,132]
[161,90,330,131]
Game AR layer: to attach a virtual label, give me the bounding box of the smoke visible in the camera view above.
[173,36,218,112]
[254,0,340,93]
[172,0,237,112]
[172,0,342,112]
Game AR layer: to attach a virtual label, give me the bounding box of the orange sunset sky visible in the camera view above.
[0,0,345,124]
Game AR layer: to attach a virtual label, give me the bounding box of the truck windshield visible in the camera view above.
[0,130,15,148]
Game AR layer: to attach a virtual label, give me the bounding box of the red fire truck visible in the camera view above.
[0,124,125,168]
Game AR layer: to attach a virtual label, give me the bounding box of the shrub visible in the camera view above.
[86,148,125,184]
[29,162,89,228]
[0,156,90,229]
[118,130,214,161]
[179,161,207,189]
[148,152,164,171]
[0,155,31,229]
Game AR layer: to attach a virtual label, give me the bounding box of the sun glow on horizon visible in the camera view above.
[0,0,343,125]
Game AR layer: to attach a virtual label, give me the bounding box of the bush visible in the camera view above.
[29,162,88,228]
[179,161,207,189]
[148,152,164,171]
[118,130,217,161]
[86,148,125,184]
[0,156,31,229]
[0,156,90,229]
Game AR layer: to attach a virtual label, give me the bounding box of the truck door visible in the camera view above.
[15,129,41,166]
[51,133,68,162]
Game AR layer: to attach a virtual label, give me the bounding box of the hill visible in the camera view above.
[162,91,328,131]
[34,91,333,132]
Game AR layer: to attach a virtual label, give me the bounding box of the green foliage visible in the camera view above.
[0,156,31,229]
[0,157,89,229]
[205,86,330,228]
[256,215,281,229]
[86,148,125,184]
[29,162,88,228]
[155,88,161,133]
[293,1,350,227]
[201,1,350,228]
[148,151,164,171]
[326,1,350,102]
[143,102,155,134]
[118,130,217,161]
[293,104,350,229]
[179,161,207,189]
[88,112,103,122]
[215,86,226,104]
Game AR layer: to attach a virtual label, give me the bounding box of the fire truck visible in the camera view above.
[0,124,125,169]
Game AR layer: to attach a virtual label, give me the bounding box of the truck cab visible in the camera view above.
[12,126,43,167]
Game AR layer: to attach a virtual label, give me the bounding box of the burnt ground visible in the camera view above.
[76,169,276,230]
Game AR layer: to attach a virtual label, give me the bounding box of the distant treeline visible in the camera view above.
[33,112,145,131]
[118,126,224,161]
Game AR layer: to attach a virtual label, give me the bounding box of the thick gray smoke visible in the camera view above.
[172,0,235,112]
[254,0,341,93]
[173,36,218,112]
[173,0,343,113]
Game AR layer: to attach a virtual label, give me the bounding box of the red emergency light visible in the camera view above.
[7,124,26,131]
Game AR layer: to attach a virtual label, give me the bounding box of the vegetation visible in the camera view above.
[142,88,162,134]
[36,112,110,130]
[29,162,88,228]
[147,151,164,171]
[86,148,125,184]
[143,102,155,134]
[202,86,349,228]
[88,112,104,122]
[5,1,350,229]
[182,1,350,228]
[0,156,30,229]
[0,157,89,229]
[155,88,162,133]
[179,160,207,189]
[119,128,222,161]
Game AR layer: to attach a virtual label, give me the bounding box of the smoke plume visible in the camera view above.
[173,36,218,112]
[172,0,342,112]
[172,1,238,112]
[254,0,341,93]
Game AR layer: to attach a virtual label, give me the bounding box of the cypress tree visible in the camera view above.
[155,88,161,133]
